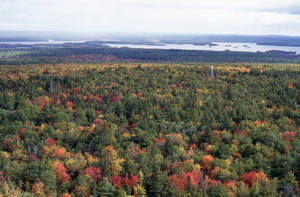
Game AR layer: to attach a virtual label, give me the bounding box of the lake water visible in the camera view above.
[1,40,300,54]
[106,42,300,54]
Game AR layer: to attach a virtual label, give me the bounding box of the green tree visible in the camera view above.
[93,177,116,197]
[147,153,169,197]
[207,182,229,197]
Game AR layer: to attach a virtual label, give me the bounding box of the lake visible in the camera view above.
[105,42,300,54]
[2,40,300,54]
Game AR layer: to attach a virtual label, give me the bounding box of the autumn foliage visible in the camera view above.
[242,171,269,187]
[123,174,140,188]
[45,138,57,145]
[111,175,123,187]
[19,128,26,135]
[65,101,74,110]
[31,181,45,195]
[0,62,299,196]
[53,161,71,183]
[42,145,69,158]
[168,171,203,190]
[60,193,72,197]
[111,174,140,188]
[82,166,103,183]
[0,172,6,182]
[281,131,296,142]
[201,155,214,172]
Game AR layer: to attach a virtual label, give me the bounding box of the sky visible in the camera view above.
[1,0,300,36]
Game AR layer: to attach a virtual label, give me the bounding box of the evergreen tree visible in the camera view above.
[207,182,229,197]
[93,178,116,197]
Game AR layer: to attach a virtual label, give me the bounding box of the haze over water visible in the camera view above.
[106,42,300,54]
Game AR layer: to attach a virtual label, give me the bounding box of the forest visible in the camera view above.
[0,43,300,65]
[0,44,299,196]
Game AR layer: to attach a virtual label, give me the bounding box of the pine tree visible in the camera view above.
[207,182,229,197]
[93,177,116,197]
[116,187,127,197]
[148,153,169,197]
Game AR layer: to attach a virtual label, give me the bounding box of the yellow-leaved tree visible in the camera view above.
[105,145,125,175]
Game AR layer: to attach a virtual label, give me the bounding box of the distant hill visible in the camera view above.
[1,31,300,46]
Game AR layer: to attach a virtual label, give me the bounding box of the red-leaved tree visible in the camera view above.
[45,138,57,145]
[53,161,71,183]
[82,166,103,183]
[281,131,296,142]
[111,175,123,187]
[123,174,140,188]
[168,171,203,190]
[242,171,268,187]
[111,174,140,188]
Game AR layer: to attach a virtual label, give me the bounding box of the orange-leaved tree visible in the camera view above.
[202,155,214,173]
[242,171,268,187]
[52,161,71,183]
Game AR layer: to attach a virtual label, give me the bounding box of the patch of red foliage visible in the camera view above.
[111,174,140,188]
[54,162,71,183]
[31,97,47,110]
[129,122,137,130]
[0,171,6,181]
[168,171,203,190]
[123,174,140,188]
[242,171,268,187]
[45,138,57,145]
[110,96,122,103]
[281,131,296,142]
[111,175,123,187]
[208,179,219,186]
[82,166,103,183]
[28,154,39,162]
[19,128,26,135]
[232,153,241,158]
[94,119,105,126]
[288,83,294,88]
[222,181,237,187]
[60,193,72,197]
[65,101,74,109]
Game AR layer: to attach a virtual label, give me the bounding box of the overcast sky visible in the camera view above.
[1,0,300,35]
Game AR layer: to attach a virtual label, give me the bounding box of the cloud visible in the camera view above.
[101,0,300,13]
[1,0,300,35]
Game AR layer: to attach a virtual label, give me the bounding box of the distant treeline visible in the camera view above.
[0,38,47,42]
[0,44,300,65]
[257,42,300,47]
